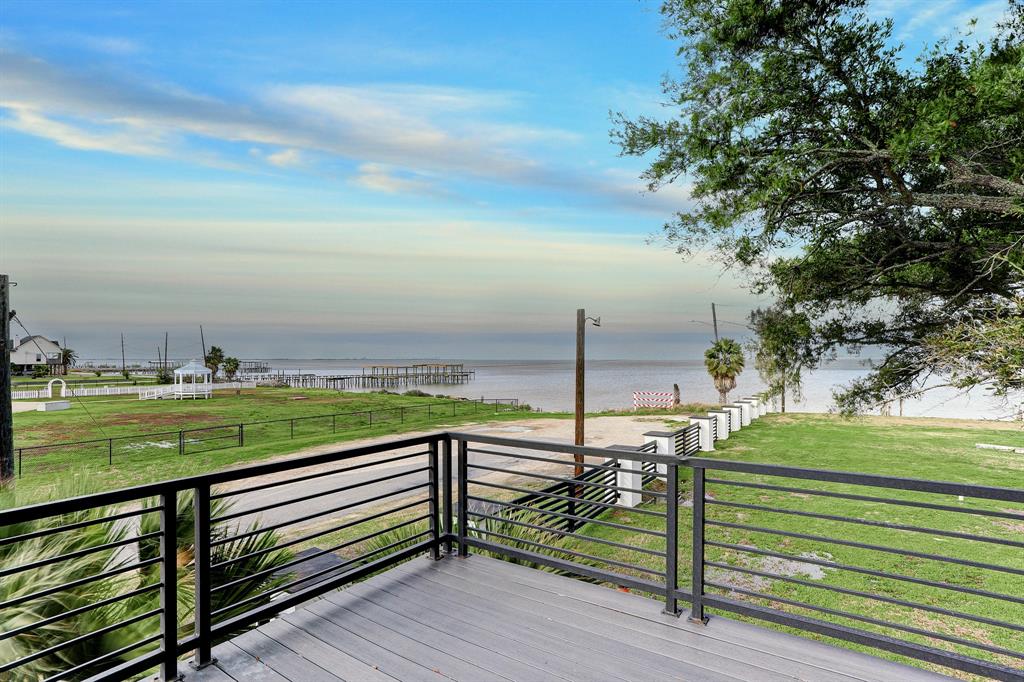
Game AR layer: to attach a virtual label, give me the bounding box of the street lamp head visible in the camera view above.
[587,316,601,327]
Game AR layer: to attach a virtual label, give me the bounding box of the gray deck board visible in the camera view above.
[202,554,953,682]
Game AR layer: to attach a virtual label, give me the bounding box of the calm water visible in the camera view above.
[250,358,1019,421]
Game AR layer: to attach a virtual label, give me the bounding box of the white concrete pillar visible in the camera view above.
[740,398,759,420]
[708,411,729,440]
[617,457,643,508]
[689,417,714,451]
[643,431,674,476]
[724,405,742,431]
[732,402,752,426]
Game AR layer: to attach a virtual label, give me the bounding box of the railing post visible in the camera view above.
[160,487,181,680]
[428,439,441,560]
[664,459,680,616]
[192,486,215,669]
[457,438,469,557]
[442,436,453,555]
[689,466,708,624]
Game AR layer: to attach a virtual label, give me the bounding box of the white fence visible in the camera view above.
[13,382,256,400]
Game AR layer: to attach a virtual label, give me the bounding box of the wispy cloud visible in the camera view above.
[0,49,684,214]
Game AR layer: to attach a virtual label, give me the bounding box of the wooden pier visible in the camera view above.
[246,364,475,390]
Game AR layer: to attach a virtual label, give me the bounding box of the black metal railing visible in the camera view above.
[686,458,1024,682]
[2,429,1021,682]
[12,397,521,478]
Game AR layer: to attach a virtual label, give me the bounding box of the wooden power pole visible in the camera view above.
[120,333,126,378]
[1,274,14,484]
[711,302,720,342]
[575,309,586,453]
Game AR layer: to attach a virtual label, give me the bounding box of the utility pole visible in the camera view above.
[120,333,127,379]
[200,325,207,367]
[1,274,14,484]
[711,302,719,342]
[164,332,169,371]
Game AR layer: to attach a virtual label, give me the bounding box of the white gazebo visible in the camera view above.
[173,360,213,399]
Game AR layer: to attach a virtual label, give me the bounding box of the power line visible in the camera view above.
[11,314,110,440]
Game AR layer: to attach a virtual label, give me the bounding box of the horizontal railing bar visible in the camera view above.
[41,635,163,682]
[702,594,1024,682]
[467,461,665,498]
[454,432,679,465]
[704,561,1024,634]
[0,557,161,611]
[0,607,161,673]
[1,434,445,525]
[211,498,428,569]
[211,482,429,546]
[465,537,682,598]
[211,514,431,594]
[465,509,664,557]
[466,495,667,538]
[691,457,1024,503]
[0,531,163,579]
[209,539,435,641]
[470,479,664,518]
[213,466,431,522]
[706,498,1024,548]
[466,447,639,476]
[0,583,162,642]
[211,531,433,616]
[706,519,1024,576]
[0,506,161,548]
[706,541,1024,605]
[704,477,1024,520]
[470,526,663,576]
[211,450,428,499]
[704,580,1024,661]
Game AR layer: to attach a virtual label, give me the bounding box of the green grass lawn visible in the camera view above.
[8,388,531,499]
[544,413,1024,679]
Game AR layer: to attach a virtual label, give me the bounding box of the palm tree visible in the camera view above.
[58,347,78,376]
[223,357,240,380]
[704,338,745,404]
[205,346,224,378]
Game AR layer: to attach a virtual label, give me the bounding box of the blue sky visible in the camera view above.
[0,0,1011,359]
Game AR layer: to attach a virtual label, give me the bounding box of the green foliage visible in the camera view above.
[205,346,225,377]
[58,348,78,376]
[748,306,814,412]
[222,357,240,380]
[703,338,745,403]
[615,0,1024,412]
[31,365,48,378]
[154,367,173,384]
[0,479,292,680]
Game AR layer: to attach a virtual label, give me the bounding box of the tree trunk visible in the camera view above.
[719,389,728,404]
[781,379,786,413]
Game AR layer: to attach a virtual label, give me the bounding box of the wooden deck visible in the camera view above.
[185,555,951,682]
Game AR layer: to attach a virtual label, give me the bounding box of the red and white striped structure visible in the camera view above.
[633,391,675,410]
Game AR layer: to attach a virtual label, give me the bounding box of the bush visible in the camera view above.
[402,389,431,397]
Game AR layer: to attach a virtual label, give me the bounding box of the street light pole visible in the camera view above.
[1,274,14,485]
[574,308,600,474]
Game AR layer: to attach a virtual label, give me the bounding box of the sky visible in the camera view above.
[0,0,1012,360]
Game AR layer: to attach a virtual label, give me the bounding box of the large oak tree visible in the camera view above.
[615,0,1023,412]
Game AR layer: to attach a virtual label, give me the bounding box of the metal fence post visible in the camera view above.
[18,448,22,478]
[664,460,680,616]
[178,431,184,456]
[442,436,453,555]
[428,440,441,560]
[160,487,180,680]
[332,414,336,433]
[108,439,113,466]
[238,423,244,448]
[457,438,469,557]
[290,419,294,438]
[192,486,215,669]
[689,466,708,624]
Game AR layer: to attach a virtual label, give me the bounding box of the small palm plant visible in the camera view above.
[0,481,292,681]
[58,347,78,376]
[704,338,745,404]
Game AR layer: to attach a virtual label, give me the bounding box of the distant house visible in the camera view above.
[9,335,61,374]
